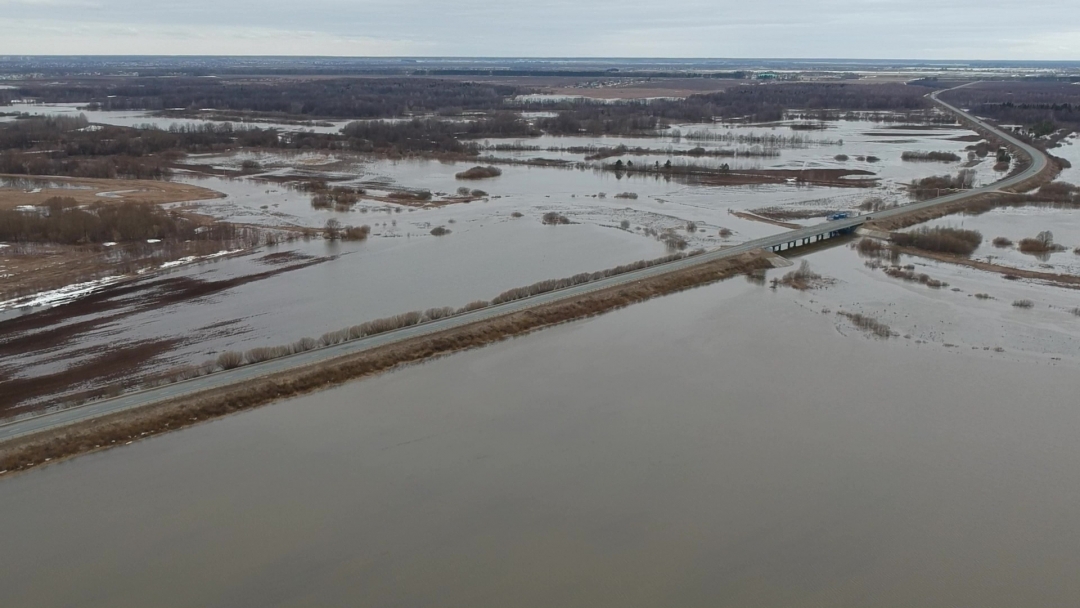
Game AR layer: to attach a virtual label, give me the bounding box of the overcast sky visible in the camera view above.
[1,0,1079,59]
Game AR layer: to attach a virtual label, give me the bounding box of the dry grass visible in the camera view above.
[0,251,774,475]
[1012,299,1035,309]
[0,174,223,210]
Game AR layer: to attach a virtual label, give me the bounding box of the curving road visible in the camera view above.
[0,86,1050,444]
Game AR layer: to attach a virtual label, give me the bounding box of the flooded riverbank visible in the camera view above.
[2,257,1078,606]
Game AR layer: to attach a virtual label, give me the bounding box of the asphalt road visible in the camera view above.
[0,87,1049,444]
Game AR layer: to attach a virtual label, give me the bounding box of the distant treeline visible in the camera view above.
[340,114,538,154]
[11,78,526,119]
[940,82,1080,136]
[411,69,748,79]
[0,115,279,178]
[532,83,930,134]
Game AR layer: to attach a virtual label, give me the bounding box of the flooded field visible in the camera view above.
[919,206,1080,276]
[2,249,1078,606]
[0,106,1046,413]
[0,102,350,134]
[0,220,668,412]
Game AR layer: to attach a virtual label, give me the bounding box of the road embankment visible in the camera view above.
[0,250,776,477]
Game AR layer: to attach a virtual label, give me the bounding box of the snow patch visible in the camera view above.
[0,276,127,312]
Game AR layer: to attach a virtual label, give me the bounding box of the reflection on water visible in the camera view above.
[2,274,1079,606]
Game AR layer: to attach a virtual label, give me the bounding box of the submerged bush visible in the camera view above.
[455,165,502,180]
[542,212,571,225]
[1017,231,1065,254]
[892,226,982,256]
[342,225,371,241]
[901,151,962,162]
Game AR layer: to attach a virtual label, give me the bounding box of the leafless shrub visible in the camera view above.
[1012,299,1035,309]
[510,211,524,218]
[471,189,488,197]
[857,197,897,213]
[772,260,826,290]
[1071,307,1080,317]
[974,293,993,300]
[360,311,424,336]
[614,192,639,200]
[430,226,451,236]
[718,227,733,238]
[834,154,849,161]
[542,212,571,225]
[883,266,948,288]
[244,347,278,364]
[457,300,490,313]
[892,226,982,256]
[992,236,1013,248]
[908,169,976,199]
[855,238,890,258]
[838,311,893,338]
[685,221,698,233]
[456,186,471,196]
[292,337,318,352]
[324,218,342,240]
[423,307,456,321]
[662,233,688,251]
[319,329,349,347]
[620,219,631,230]
[1018,231,1065,254]
[455,165,502,180]
[342,225,371,241]
[901,151,962,162]
[216,351,244,370]
[489,251,700,305]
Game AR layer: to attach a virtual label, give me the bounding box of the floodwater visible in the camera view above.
[0,102,350,134]
[177,117,995,242]
[920,207,1080,275]
[0,220,667,409]
[2,257,1079,606]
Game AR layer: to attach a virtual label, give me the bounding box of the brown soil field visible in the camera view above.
[0,250,776,476]
[0,175,224,210]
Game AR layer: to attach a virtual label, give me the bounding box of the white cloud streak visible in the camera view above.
[0,0,1077,58]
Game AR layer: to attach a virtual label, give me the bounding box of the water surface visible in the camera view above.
[2,273,1078,606]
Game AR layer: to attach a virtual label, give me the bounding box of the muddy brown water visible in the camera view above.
[2,271,1078,606]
